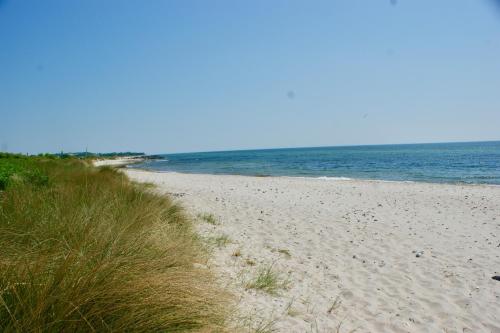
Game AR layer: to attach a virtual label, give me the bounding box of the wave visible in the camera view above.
[315,176,352,181]
[287,176,353,181]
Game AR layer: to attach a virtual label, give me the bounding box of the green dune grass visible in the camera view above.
[0,155,228,332]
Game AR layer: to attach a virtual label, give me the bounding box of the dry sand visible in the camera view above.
[124,169,500,333]
[93,157,144,167]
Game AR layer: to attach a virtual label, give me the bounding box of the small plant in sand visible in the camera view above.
[198,212,218,225]
[235,309,279,333]
[213,234,231,247]
[245,258,256,266]
[134,181,156,190]
[327,296,342,314]
[252,317,278,333]
[277,248,291,258]
[232,248,242,257]
[285,298,300,317]
[246,264,290,295]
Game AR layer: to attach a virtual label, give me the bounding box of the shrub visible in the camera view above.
[0,157,48,190]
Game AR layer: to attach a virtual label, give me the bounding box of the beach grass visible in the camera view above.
[246,264,290,295]
[0,155,228,332]
[277,249,291,258]
[232,248,242,257]
[212,234,231,247]
[198,212,218,225]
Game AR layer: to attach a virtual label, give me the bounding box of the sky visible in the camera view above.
[1,0,499,154]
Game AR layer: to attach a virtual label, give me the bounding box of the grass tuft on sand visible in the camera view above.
[246,264,290,295]
[0,156,228,332]
[212,234,231,247]
[198,212,219,225]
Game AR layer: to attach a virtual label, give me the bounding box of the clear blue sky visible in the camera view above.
[1,0,499,154]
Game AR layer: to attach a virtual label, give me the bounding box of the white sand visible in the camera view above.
[125,169,500,333]
[93,156,144,167]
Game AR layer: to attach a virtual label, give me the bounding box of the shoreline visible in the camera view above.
[124,168,500,332]
[123,165,500,189]
[93,156,146,167]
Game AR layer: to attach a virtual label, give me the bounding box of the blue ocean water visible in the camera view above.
[131,141,500,185]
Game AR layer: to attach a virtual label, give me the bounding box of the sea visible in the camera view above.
[129,141,500,185]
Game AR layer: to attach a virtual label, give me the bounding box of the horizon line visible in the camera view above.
[4,139,499,156]
[158,139,500,156]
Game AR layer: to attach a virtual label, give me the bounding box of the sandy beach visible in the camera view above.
[93,157,145,167]
[125,169,500,333]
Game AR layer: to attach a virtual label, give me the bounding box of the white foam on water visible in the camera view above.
[315,176,353,181]
[286,176,353,181]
